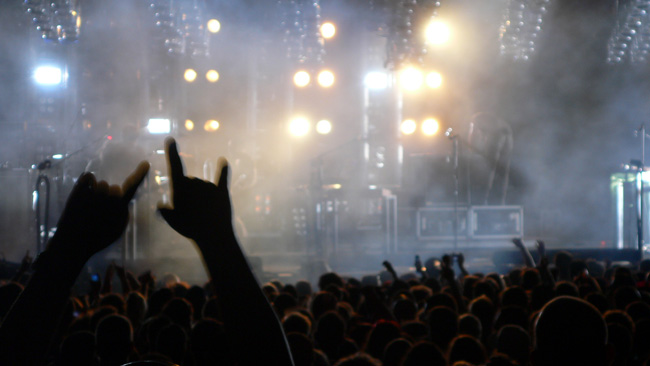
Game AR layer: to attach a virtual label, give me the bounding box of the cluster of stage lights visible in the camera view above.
[184,68,219,83]
[293,69,335,88]
[400,118,440,136]
[363,69,443,91]
[289,118,332,137]
[183,119,220,132]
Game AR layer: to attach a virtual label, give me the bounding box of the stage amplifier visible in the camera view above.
[469,205,523,239]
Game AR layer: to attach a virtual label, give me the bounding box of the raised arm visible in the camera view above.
[0,162,149,365]
[512,238,535,268]
[157,138,294,366]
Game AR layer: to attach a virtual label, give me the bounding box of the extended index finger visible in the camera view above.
[165,137,185,191]
[122,161,150,203]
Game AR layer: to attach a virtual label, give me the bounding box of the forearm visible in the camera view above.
[196,227,294,366]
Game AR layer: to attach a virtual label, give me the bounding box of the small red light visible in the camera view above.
[107,135,113,140]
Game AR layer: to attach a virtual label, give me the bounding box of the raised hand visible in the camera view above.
[50,161,149,263]
[158,137,232,243]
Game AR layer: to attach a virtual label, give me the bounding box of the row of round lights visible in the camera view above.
[320,22,336,39]
[399,68,443,91]
[293,70,335,88]
[207,19,221,34]
[289,118,333,137]
[184,68,220,83]
[184,119,220,132]
[401,118,440,136]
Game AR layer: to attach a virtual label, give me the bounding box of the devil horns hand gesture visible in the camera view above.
[158,137,233,244]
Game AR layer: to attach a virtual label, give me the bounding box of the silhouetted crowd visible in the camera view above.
[1,137,650,366]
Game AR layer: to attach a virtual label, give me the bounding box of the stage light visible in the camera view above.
[52,154,63,159]
[293,71,310,87]
[204,119,220,132]
[426,20,450,45]
[317,70,335,88]
[147,118,171,134]
[426,71,443,89]
[320,22,336,39]
[207,19,221,33]
[401,119,417,135]
[399,67,423,91]
[289,117,310,137]
[184,68,197,82]
[34,66,62,85]
[316,119,332,135]
[184,119,194,131]
[206,69,219,83]
[364,72,388,90]
[422,118,440,136]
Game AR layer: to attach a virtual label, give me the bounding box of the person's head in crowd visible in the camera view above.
[410,284,433,306]
[486,353,517,366]
[604,309,635,335]
[161,297,193,330]
[55,331,95,366]
[170,282,189,297]
[314,310,347,351]
[530,285,555,311]
[0,282,23,320]
[606,322,632,366]
[402,340,446,366]
[496,325,530,366]
[424,257,441,279]
[364,320,400,360]
[184,285,206,321]
[427,292,458,313]
[283,284,298,299]
[586,259,606,278]
[487,273,506,292]
[424,277,442,293]
[553,251,573,280]
[532,296,612,366]
[468,295,495,342]
[569,259,588,279]
[100,293,125,314]
[161,273,181,288]
[271,279,284,292]
[144,316,172,353]
[155,323,187,364]
[639,259,650,273]
[473,279,497,304]
[448,335,486,366]
[262,282,279,301]
[283,311,312,336]
[625,300,650,323]
[508,268,522,287]
[632,319,650,362]
[333,352,382,366]
[201,297,220,321]
[311,291,338,321]
[296,280,313,298]
[189,319,230,366]
[462,276,480,299]
[95,314,134,366]
[494,305,528,331]
[146,287,173,319]
[392,298,417,323]
[613,286,641,310]
[500,286,527,308]
[554,281,579,297]
[458,313,482,339]
[612,267,635,288]
[428,305,458,351]
[286,332,315,366]
[274,292,298,317]
[126,291,147,329]
[91,305,118,331]
[521,268,541,290]
[382,338,412,366]
[586,292,609,314]
[319,272,344,291]
[337,301,355,323]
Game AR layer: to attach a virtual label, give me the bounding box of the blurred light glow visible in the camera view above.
[401,119,417,135]
[320,22,336,39]
[185,119,194,131]
[422,118,440,136]
[317,70,335,88]
[426,20,451,45]
[316,119,332,134]
[289,117,310,137]
[147,118,171,134]
[34,66,62,85]
[364,72,388,90]
[204,120,220,132]
[207,19,221,33]
[206,69,219,83]
[293,71,310,87]
[399,67,423,91]
[426,71,443,89]
[184,68,197,82]
[52,154,63,159]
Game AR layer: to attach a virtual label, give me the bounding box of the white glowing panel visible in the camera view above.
[364,72,388,90]
[147,118,171,134]
[34,66,62,85]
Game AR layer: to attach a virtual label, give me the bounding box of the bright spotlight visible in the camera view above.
[426,20,451,45]
[34,66,62,85]
[204,120,220,132]
[184,68,197,82]
[317,70,335,88]
[364,72,388,90]
[206,69,219,83]
[185,119,194,131]
[147,118,171,134]
[399,67,423,91]
[422,118,440,136]
[289,117,310,137]
[426,71,443,89]
[320,22,336,39]
[401,119,417,135]
[293,71,310,87]
[207,19,221,33]
[316,119,332,135]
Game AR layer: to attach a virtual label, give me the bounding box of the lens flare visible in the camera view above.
[401,119,417,135]
[289,117,310,137]
[422,118,440,136]
[399,67,423,91]
[293,71,310,87]
[184,68,197,82]
[316,119,332,134]
[320,22,336,39]
[426,20,451,45]
[317,70,335,88]
[207,19,221,33]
